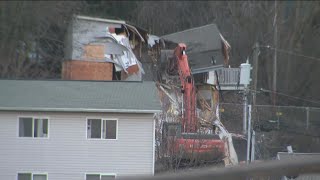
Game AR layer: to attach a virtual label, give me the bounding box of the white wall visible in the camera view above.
[0,111,155,179]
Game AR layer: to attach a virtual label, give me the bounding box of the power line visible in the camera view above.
[258,88,320,106]
[221,88,320,107]
[259,45,320,62]
[261,129,320,138]
[220,102,320,110]
[254,123,320,138]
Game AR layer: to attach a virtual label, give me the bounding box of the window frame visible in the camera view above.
[16,172,48,180]
[86,117,118,140]
[85,173,117,180]
[17,116,50,139]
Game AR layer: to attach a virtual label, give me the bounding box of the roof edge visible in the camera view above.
[74,15,145,42]
[161,23,219,38]
[75,15,126,24]
[0,107,160,114]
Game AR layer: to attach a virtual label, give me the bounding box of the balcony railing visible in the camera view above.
[207,68,243,90]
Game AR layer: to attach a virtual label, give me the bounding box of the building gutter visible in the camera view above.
[0,107,161,114]
[191,65,224,74]
[76,15,126,24]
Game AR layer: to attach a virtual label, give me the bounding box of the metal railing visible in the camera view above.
[215,68,240,86]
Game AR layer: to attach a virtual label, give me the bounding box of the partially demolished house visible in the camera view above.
[158,24,236,127]
[63,15,160,81]
[153,24,246,166]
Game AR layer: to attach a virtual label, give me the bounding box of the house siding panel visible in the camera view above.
[0,111,154,179]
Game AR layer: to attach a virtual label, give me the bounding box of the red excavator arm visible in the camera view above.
[161,43,227,164]
[174,43,197,133]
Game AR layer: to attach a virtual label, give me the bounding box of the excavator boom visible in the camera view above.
[174,43,197,133]
[161,43,233,166]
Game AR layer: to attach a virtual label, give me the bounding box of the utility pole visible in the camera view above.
[273,0,278,106]
[251,130,255,162]
[246,105,252,164]
[252,42,260,106]
[306,107,310,130]
[243,92,248,134]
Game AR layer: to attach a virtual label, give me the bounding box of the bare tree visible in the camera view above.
[133,1,320,106]
[0,1,82,78]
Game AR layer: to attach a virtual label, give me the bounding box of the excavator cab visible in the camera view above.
[162,121,225,163]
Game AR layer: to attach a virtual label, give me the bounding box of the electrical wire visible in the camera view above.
[220,102,317,109]
[255,123,320,138]
[256,88,320,106]
[219,87,320,108]
[259,45,320,62]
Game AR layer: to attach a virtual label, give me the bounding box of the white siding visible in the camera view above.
[0,111,155,179]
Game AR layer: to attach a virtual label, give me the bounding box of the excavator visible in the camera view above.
[161,43,238,166]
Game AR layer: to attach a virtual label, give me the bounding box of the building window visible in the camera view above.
[19,117,48,138]
[17,173,47,180]
[87,119,117,140]
[86,174,116,180]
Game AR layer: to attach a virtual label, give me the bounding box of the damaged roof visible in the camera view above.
[0,80,160,113]
[74,15,145,42]
[161,24,227,74]
[161,24,222,53]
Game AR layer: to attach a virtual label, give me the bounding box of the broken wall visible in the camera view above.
[63,16,151,81]
[67,17,122,60]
